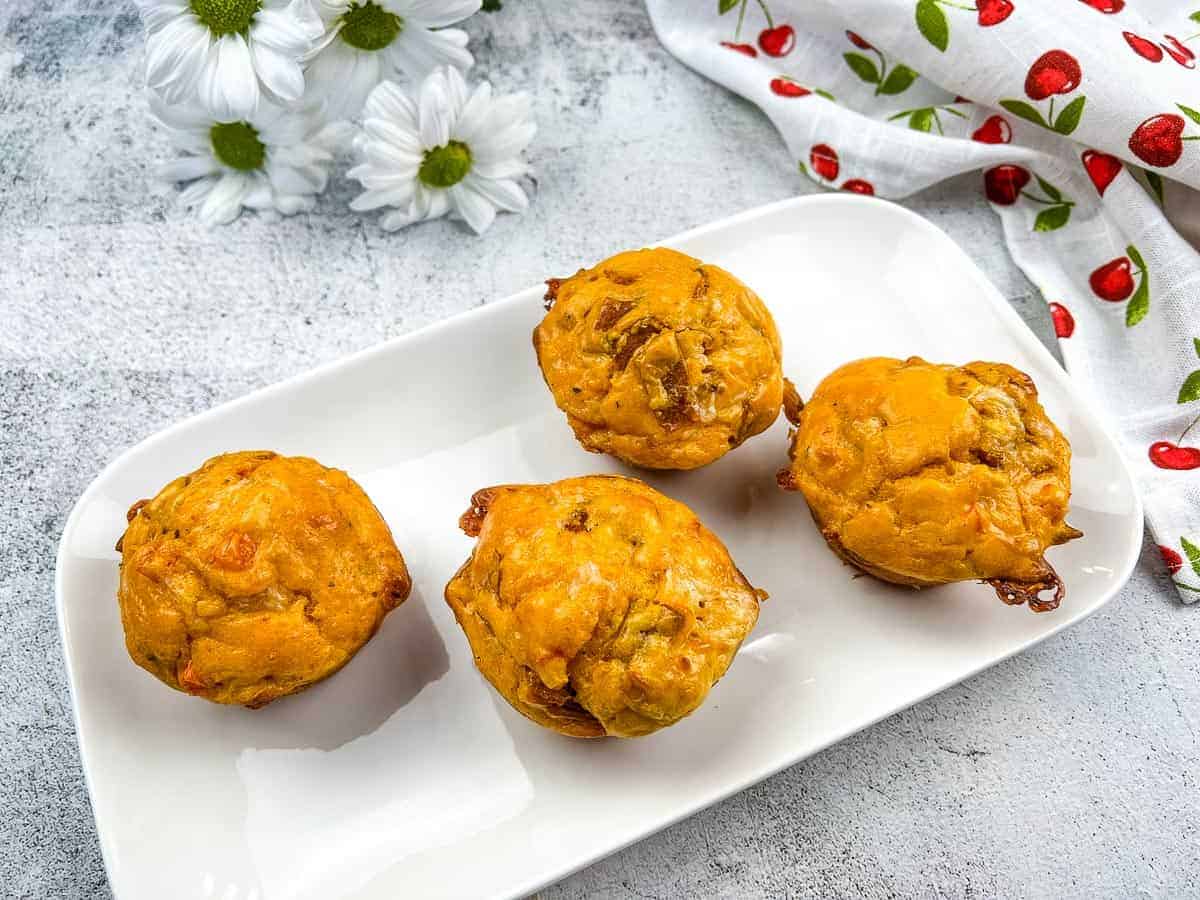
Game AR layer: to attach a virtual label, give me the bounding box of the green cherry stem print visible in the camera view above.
[887,103,966,134]
[1089,244,1149,326]
[719,0,794,57]
[1150,416,1200,470]
[1176,338,1200,404]
[842,32,919,96]
[1000,51,1086,135]
[982,166,1074,230]
[915,0,1013,52]
[1161,538,1200,592]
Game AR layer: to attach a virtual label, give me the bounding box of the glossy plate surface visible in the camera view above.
[57,195,1143,900]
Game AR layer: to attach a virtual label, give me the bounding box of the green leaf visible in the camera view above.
[843,52,880,84]
[1035,176,1062,203]
[1053,96,1086,135]
[1193,337,1200,359]
[718,0,740,13]
[1034,205,1071,232]
[999,99,1047,128]
[1126,273,1150,327]
[1145,169,1165,205]
[798,161,808,175]
[481,0,502,9]
[1191,11,1200,23]
[909,108,935,132]
[1179,103,1200,126]
[815,89,836,101]
[1182,536,1200,578]
[1179,370,1200,404]
[878,64,919,96]
[915,0,949,52]
[1126,243,1146,270]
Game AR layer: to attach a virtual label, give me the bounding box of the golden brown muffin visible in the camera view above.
[116,451,411,707]
[777,357,1081,612]
[534,247,784,470]
[444,476,764,737]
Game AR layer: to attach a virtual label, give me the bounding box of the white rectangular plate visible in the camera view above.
[57,195,1143,900]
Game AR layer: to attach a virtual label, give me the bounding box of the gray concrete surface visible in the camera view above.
[2,1,1197,898]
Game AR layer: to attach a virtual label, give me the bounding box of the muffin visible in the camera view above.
[444,476,764,737]
[534,247,784,470]
[777,357,1081,611]
[116,451,411,707]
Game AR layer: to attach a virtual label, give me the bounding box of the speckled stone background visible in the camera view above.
[2,1,1198,898]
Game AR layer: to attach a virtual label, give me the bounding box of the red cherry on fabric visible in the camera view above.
[983,165,1030,205]
[1078,0,1124,11]
[846,31,873,50]
[758,25,795,57]
[1150,441,1200,470]
[1089,258,1134,301]
[1160,545,1184,575]
[1048,302,1075,338]
[972,115,1012,144]
[1124,32,1164,62]
[770,78,811,97]
[841,179,875,195]
[1025,50,1082,100]
[1162,36,1196,69]
[1081,150,1122,195]
[977,0,1014,26]
[1129,114,1186,167]
[810,144,840,180]
[721,41,758,57]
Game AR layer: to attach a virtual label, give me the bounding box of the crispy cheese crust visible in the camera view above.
[778,357,1081,611]
[444,476,764,737]
[534,247,784,470]
[116,451,411,707]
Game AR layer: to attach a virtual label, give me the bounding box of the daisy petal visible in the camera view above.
[450,81,491,145]
[380,208,420,231]
[275,194,316,216]
[159,155,220,182]
[199,172,250,226]
[200,35,261,120]
[449,182,496,234]
[349,183,416,211]
[396,0,481,29]
[464,173,527,213]
[178,175,217,208]
[473,121,536,165]
[249,37,305,101]
[364,80,418,128]
[388,27,472,82]
[417,70,452,147]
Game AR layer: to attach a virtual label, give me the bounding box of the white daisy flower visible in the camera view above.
[306,0,481,120]
[151,94,352,226]
[138,0,324,120]
[349,67,535,234]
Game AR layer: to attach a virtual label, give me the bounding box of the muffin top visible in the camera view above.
[445,476,764,737]
[778,357,1080,610]
[117,451,411,707]
[534,247,784,470]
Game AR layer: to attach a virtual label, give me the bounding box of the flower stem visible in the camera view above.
[735,0,748,39]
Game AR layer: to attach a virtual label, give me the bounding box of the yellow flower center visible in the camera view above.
[210,122,266,171]
[340,2,403,51]
[419,141,472,188]
[190,0,262,36]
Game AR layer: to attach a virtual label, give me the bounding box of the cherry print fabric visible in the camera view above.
[647,0,1200,603]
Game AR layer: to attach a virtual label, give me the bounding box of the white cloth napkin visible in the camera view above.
[647,0,1200,602]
